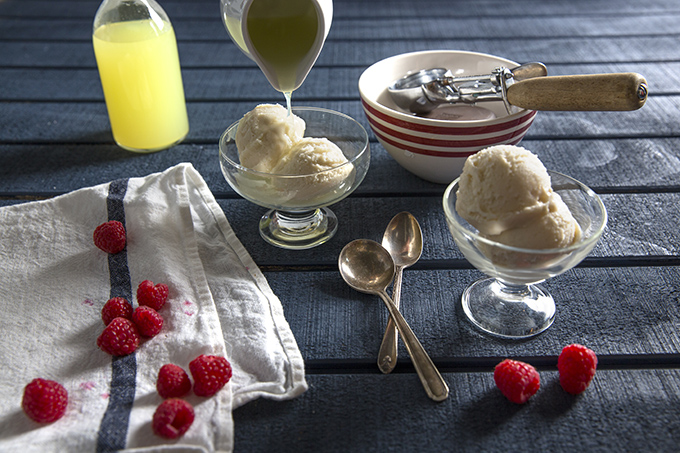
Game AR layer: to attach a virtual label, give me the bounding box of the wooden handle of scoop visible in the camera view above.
[507,72,648,111]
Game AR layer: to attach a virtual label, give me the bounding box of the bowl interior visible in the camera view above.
[218,106,371,211]
[359,50,529,124]
[220,106,369,176]
[442,171,607,282]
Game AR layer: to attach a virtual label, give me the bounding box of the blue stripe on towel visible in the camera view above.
[97,178,137,452]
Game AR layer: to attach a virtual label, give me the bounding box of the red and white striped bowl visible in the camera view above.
[358,50,538,184]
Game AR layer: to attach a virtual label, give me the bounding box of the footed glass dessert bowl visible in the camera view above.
[442,171,607,338]
[219,106,370,249]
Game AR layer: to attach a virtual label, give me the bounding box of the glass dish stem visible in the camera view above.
[461,277,556,338]
[259,207,338,249]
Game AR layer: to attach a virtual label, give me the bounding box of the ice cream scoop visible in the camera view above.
[272,137,350,175]
[389,65,647,115]
[487,193,581,249]
[234,104,355,206]
[271,137,353,198]
[456,145,552,236]
[235,103,305,172]
[455,145,580,249]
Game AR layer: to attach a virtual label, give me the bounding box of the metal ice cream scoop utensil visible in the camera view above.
[388,62,648,115]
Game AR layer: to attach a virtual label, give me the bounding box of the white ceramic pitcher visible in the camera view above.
[221,0,333,94]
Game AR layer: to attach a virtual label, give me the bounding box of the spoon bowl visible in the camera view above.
[378,212,423,373]
[382,212,424,269]
[338,238,395,294]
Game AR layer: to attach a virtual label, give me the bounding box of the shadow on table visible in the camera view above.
[458,376,578,440]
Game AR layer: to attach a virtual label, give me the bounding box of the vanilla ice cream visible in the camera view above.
[235,104,305,172]
[456,145,581,250]
[272,137,350,176]
[234,104,354,206]
[271,137,354,199]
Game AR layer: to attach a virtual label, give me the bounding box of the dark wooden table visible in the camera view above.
[2,0,680,451]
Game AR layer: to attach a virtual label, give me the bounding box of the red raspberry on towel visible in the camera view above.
[152,398,195,439]
[189,354,232,397]
[157,364,192,399]
[132,306,164,338]
[137,280,169,311]
[97,317,140,356]
[558,344,598,394]
[22,378,68,423]
[494,359,540,404]
[93,220,126,254]
[101,297,132,325]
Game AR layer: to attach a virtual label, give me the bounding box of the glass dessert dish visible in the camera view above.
[442,171,607,338]
[219,106,370,249]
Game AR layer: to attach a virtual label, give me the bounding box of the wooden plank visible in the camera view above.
[1,136,679,196]
[3,0,680,19]
[0,96,674,148]
[232,370,680,452]
[2,33,679,70]
[0,62,673,100]
[0,33,678,71]
[0,62,663,101]
[262,265,680,361]
[215,193,680,265]
[2,191,679,264]
[2,11,680,41]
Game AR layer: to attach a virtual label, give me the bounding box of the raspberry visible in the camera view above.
[558,344,598,395]
[157,364,192,399]
[137,280,169,311]
[152,398,195,439]
[494,359,540,404]
[132,306,164,337]
[189,354,232,397]
[97,317,140,356]
[22,378,68,423]
[93,220,126,254]
[101,297,132,325]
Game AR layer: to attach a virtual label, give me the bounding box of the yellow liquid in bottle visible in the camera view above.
[246,0,319,93]
[93,20,189,152]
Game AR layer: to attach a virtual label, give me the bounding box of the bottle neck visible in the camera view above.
[94,0,170,31]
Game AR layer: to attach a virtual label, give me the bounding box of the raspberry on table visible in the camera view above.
[494,359,540,404]
[157,364,192,399]
[137,280,169,311]
[22,378,68,423]
[152,398,195,439]
[97,317,140,356]
[189,354,232,397]
[101,297,132,325]
[93,220,127,254]
[558,343,598,395]
[132,306,164,337]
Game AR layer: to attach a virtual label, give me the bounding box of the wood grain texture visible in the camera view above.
[507,73,648,111]
[2,136,679,195]
[1,0,679,450]
[232,370,680,452]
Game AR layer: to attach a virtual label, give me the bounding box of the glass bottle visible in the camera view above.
[93,0,189,153]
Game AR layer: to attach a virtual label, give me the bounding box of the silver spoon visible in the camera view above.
[339,239,449,402]
[378,212,423,374]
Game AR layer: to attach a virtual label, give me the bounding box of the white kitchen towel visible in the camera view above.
[0,163,307,452]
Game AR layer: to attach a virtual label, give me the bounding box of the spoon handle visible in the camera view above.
[377,291,449,402]
[377,266,403,373]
